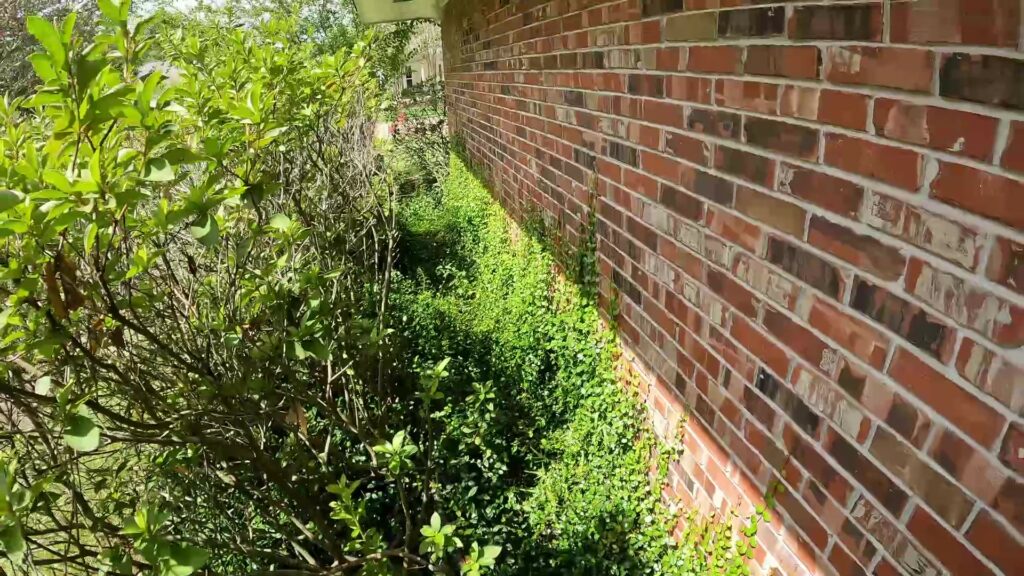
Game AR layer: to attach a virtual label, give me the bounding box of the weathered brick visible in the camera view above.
[686,108,741,140]
[891,0,1020,47]
[808,216,906,282]
[789,4,883,41]
[733,252,801,311]
[641,0,683,18]
[714,79,779,115]
[824,134,923,191]
[965,510,1024,576]
[861,191,983,270]
[904,257,1024,348]
[791,366,868,442]
[705,206,762,254]
[824,46,935,93]
[713,146,775,188]
[755,367,821,436]
[826,427,909,515]
[765,235,844,299]
[850,278,957,362]
[744,117,819,161]
[888,347,1008,447]
[873,99,998,161]
[763,308,836,378]
[954,337,1024,415]
[665,12,719,42]
[940,53,1024,109]
[687,46,742,74]
[999,421,1024,476]
[1001,120,1024,174]
[718,7,785,39]
[986,239,1024,295]
[807,297,889,371]
[731,315,790,379]
[931,161,1024,229]
[906,506,996,576]
[777,164,864,218]
[780,87,868,131]
[734,186,806,238]
[744,45,820,79]
[869,427,974,528]
[930,427,1012,508]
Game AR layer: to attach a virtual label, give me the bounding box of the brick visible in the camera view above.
[850,278,956,361]
[904,257,1024,348]
[691,171,735,207]
[685,108,740,140]
[870,427,974,528]
[660,183,704,222]
[665,12,719,41]
[744,45,820,80]
[641,0,683,18]
[705,206,761,253]
[713,146,774,188]
[777,164,864,218]
[873,99,998,162]
[763,308,834,377]
[826,427,909,515]
[791,366,868,442]
[789,4,883,41]
[888,347,1008,448]
[744,117,819,161]
[627,74,664,98]
[734,186,806,238]
[666,75,712,103]
[931,161,1024,229]
[807,297,889,370]
[992,475,1023,532]
[987,237,1024,297]
[824,134,922,191]
[707,267,759,318]
[1001,121,1024,174]
[966,510,1024,576]
[607,141,639,167]
[824,46,934,93]
[930,427,1010,507]
[718,7,785,39]
[781,87,868,132]
[714,79,779,115]
[906,506,995,576]
[765,236,844,300]
[861,192,983,270]
[775,486,829,551]
[755,368,820,436]
[940,53,1024,109]
[808,216,906,282]
[731,315,790,379]
[955,337,1024,415]
[687,46,742,74]
[665,131,711,166]
[733,253,801,311]
[999,421,1024,478]
[891,0,1020,47]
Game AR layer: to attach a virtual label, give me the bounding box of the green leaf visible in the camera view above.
[189,214,219,248]
[26,16,65,70]
[0,523,25,563]
[64,408,101,452]
[142,158,175,182]
[97,0,121,21]
[28,54,57,82]
[165,543,209,576]
[268,213,291,231]
[0,190,24,213]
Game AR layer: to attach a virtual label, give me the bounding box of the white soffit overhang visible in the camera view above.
[353,0,448,24]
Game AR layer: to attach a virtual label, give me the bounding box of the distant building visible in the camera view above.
[397,23,442,92]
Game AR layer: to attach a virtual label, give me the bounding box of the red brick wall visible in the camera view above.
[440,1,1024,575]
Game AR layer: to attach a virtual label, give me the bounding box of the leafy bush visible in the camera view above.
[0,0,768,572]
